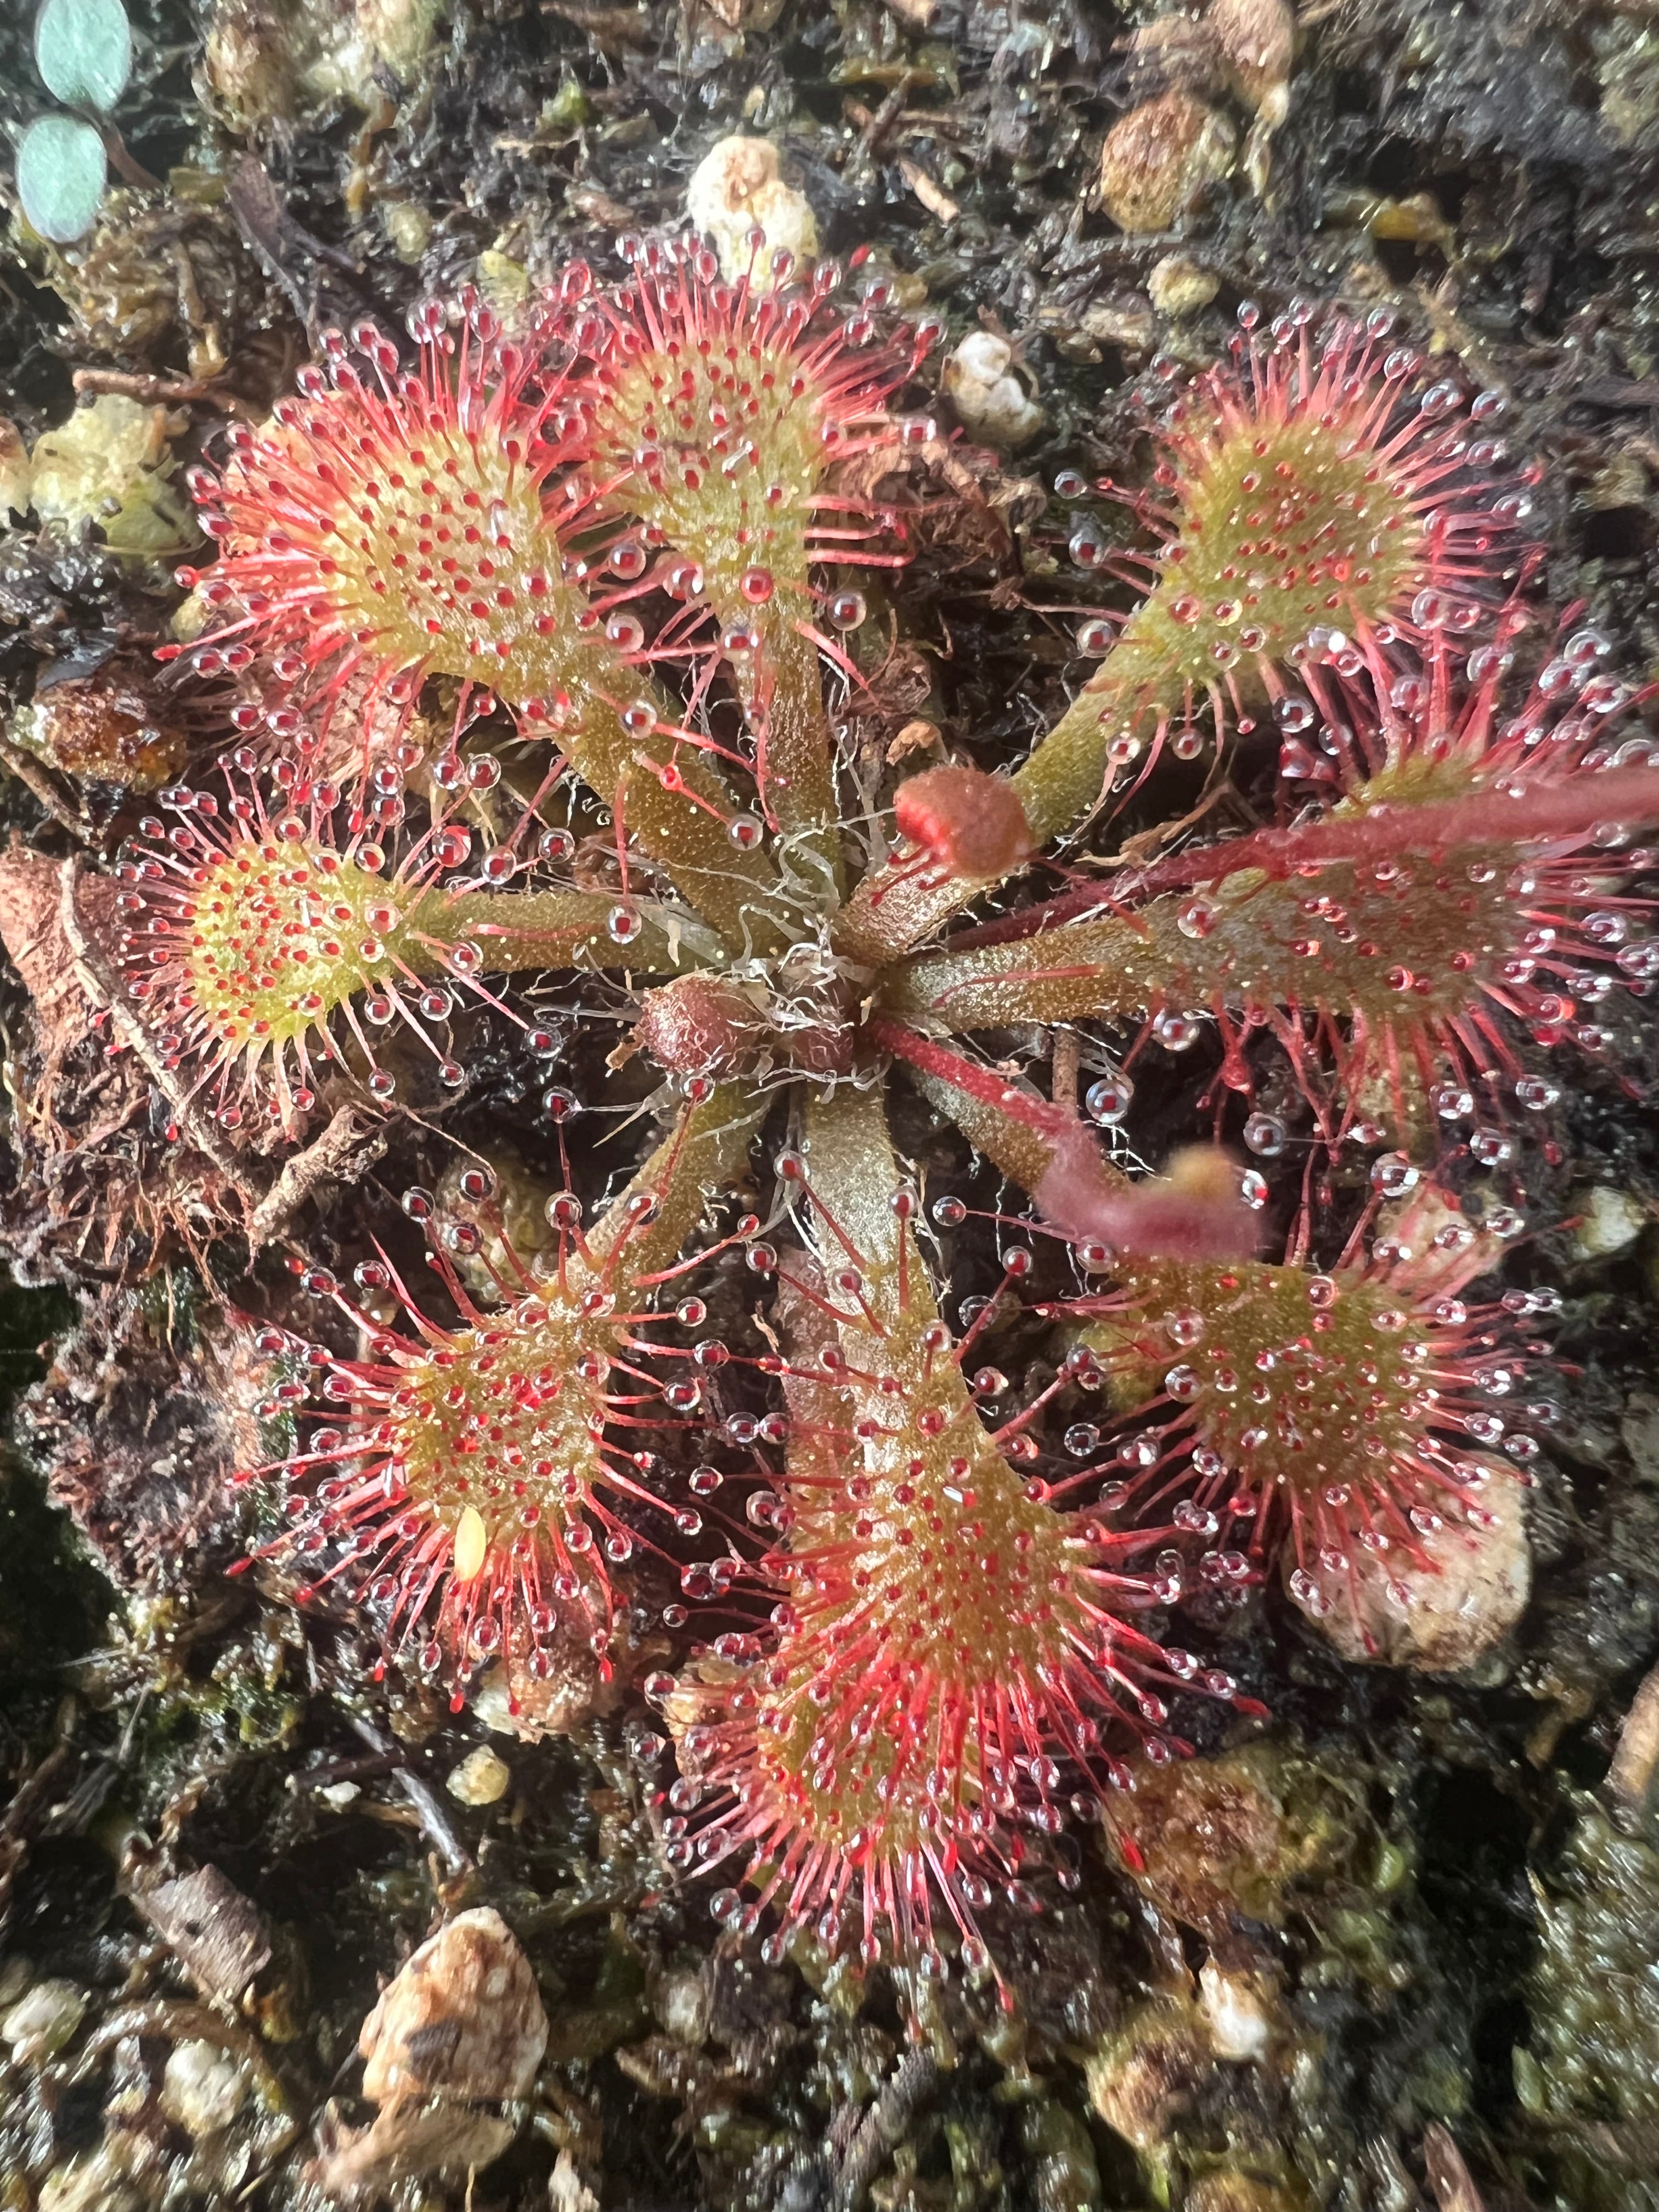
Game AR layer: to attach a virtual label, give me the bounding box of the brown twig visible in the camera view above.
[349,1716,473,1876]
[1423,2124,1485,2212]
[858,75,916,156]
[99,122,162,192]
[247,1104,387,1251]
[539,0,656,46]
[71,367,253,417]
[898,158,958,224]
[291,1750,404,1793]
[0,737,94,842]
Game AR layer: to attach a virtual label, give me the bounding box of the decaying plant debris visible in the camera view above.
[3,2,1659,2210]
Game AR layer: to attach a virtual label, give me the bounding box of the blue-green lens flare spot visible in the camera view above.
[35,0,133,112]
[16,114,108,244]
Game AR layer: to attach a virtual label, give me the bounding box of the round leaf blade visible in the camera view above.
[16,113,108,244]
[34,0,132,114]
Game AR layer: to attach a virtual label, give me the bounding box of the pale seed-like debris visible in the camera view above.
[685,134,818,281]
[1287,1454,1531,1674]
[160,2040,251,2136]
[940,330,1046,448]
[1,1978,87,2064]
[358,1906,548,2106]
[1099,91,1236,235]
[1148,253,1221,315]
[1572,1184,1648,1261]
[445,1745,512,1807]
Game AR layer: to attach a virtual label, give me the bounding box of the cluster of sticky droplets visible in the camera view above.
[239,1128,766,1709]
[1042,1196,1556,1651]
[113,760,549,1121]
[652,1107,1263,1989]
[1044,298,1536,795]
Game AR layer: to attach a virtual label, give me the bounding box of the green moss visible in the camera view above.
[1522,1798,1659,2131]
[1106,1739,1390,1939]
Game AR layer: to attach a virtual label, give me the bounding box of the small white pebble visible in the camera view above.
[1573,1185,1647,1261]
[160,2040,249,2136]
[941,331,1046,449]
[1148,254,1220,317]
[653,1969,710,2046]
[686,136,817,283]
[359,1908,547,2105]
[1199,1963,1272,2062]
[2,1978,87,2064]
[447,1745,511,1806]
[1290,1452,1531,1674]
[317,1780,361,1811]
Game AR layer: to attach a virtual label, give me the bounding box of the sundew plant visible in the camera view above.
[107,238,1659,1983]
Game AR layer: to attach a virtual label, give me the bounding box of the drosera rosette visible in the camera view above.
[877,621,1659,1144]
[1041,1180,1555,1665]
[113,759,729,1131]
[835,299,1540,963]
[163,245,937,949]
[658,1086,1265,1996]
[232,1084,765,1712]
